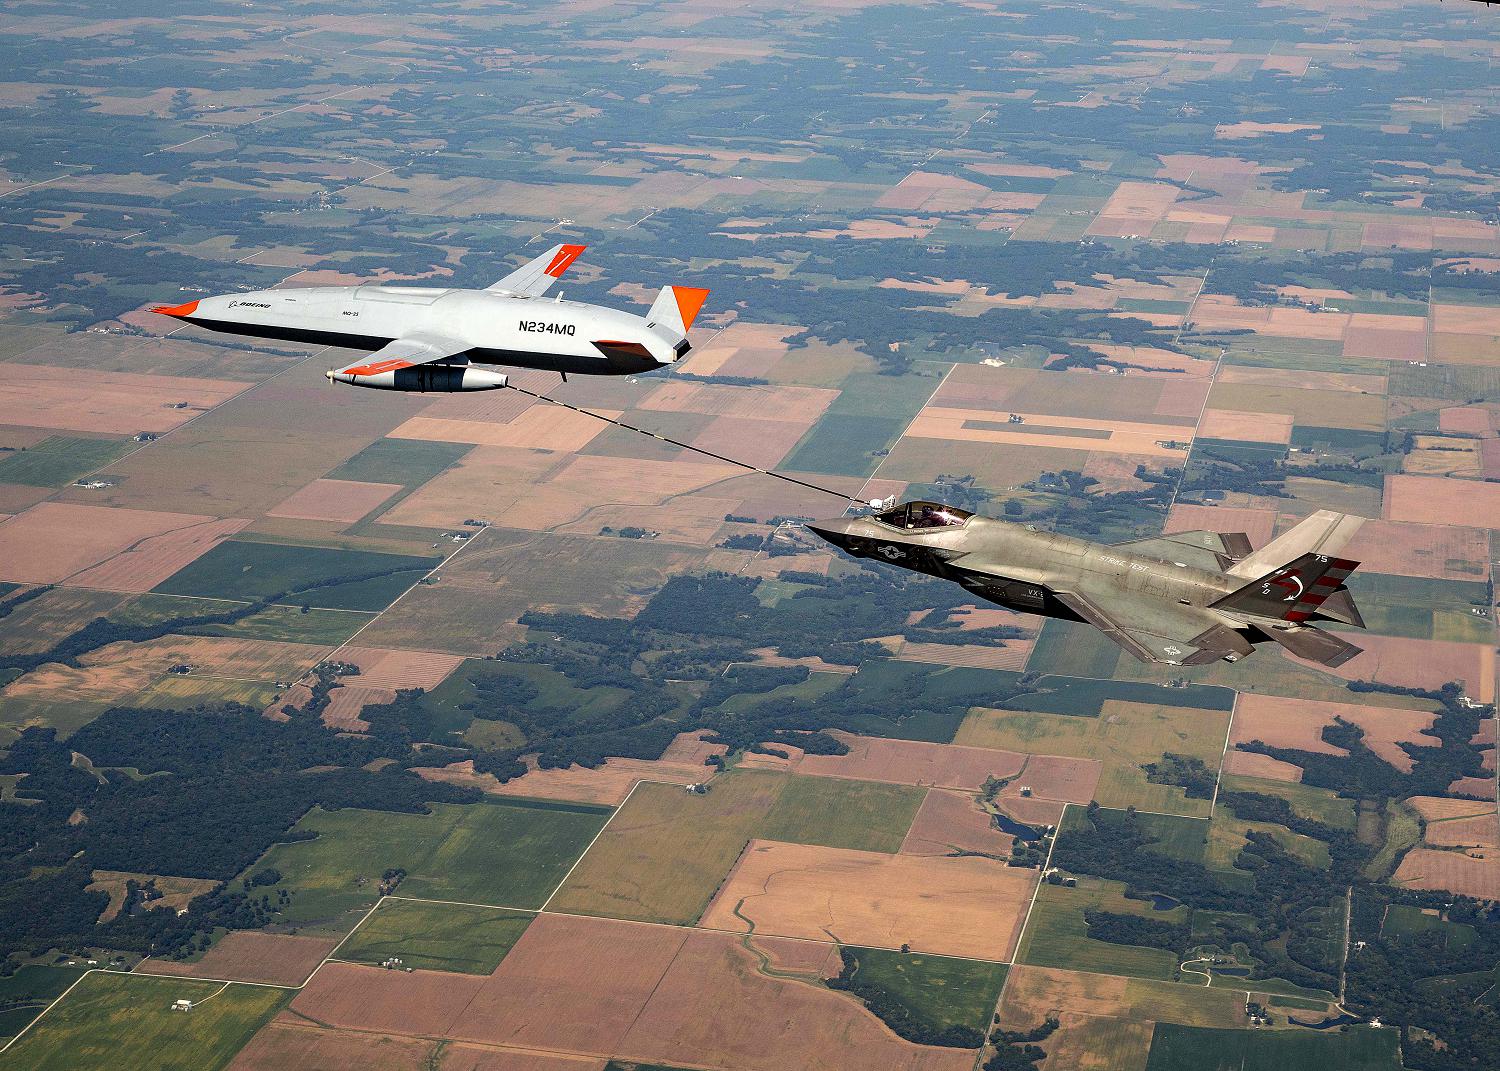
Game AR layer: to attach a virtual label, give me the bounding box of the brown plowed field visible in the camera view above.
[1384,474,1500,528]
[0,502,232,585]
[291,961,486,1037]
[1341,520,1490,581]
[1421,811,1500,850]
[748,934,841,977]
[69,516,249,592]
[700,839,1033,960]
[1164,503,1278,550]
[1393,848,1499,900]
[1224,750,1304,782]
[658,729,730,765]
[147,931,337,986]
[0,362,250,434]
[796,732,1026,790]
[267,478,402,523]
[614,928,975,1071]
[895,638,1033,671]
[1438,406,1493,436]
[1408,796,1495,822]
[322,685,397,731]
[1299,635,1495,704]
[441,1048,606,1071]
[417,751,711,806]
[900,788,1014,857]
[227,1018,438,1071]
[1231,693,1439,773]
[336,647,466,690]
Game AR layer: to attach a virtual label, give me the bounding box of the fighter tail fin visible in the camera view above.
[1227,509,1365,579]
[647,285,710,338]
[1212,552,1362,624]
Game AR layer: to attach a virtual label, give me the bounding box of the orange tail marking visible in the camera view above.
[671,286,711,331]
[544,244,587,278]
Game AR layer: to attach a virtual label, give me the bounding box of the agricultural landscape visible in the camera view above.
[0,0,1498,1069]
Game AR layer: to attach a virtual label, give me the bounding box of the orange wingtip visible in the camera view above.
[671,286,711,331]
[152,300,200,317]
[544,244,587,278]
[343,358,414,377]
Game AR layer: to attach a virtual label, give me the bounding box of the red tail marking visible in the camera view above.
[671,286,711,331]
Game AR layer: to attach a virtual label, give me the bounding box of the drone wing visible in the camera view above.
[487,243,587,297]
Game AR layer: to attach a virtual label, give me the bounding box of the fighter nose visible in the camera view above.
[805,518,855,544]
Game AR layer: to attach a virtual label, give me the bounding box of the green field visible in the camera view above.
[1015,877,1187,981]
[782,370,937,477]
[1207,811,1330,873]
[1343,573,1492,642]
[0,973,285,1071]
[1381,904,1478,951]
[247,799,610,931]
[548,770,787,924]
[957,702,1231,817]
[154,540,441,611]
[108,593,365,646]
[336,899,534,973]
[1006,671,1236,719]
[1025,619,1122,679]
[841,946,1007,1034]
[1218,776,1358,831]
[324,437,471,488]
[1144,1023,1402,1071]
[758,776,923,853]
[0,436,131,487]
[0,966,85,1039]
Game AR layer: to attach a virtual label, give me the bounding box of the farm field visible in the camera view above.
[1142,1023,1402,1071]
[956,700,1231,816]
[0,966,85,1040]
[838,946,1008,1036]
[0,435,131,487]
[756,775,924,853]
[1014,878,1188,982]
[0,973,285,1071]
[246,799,609,932]
[335,900,535,974]
[154,540,441,610]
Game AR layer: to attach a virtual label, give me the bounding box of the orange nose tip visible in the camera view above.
[152,300,200,317]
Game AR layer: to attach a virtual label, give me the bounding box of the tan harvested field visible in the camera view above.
[1000,964,1246,1030]
[637,379,836,425]
[1224,749,1305,782]
[1431,304,1500,335]
[0,362,250,434]
[687,415,818,469]
[87,870,215,924]
[226,1019,442,1071]
[1165,503,1278,550]
[0,502,236,585]
[1405,436,1481,477]
[658,729,731,765]
[1419,811,1499,851]
[266,478,402,523]
[796,732,1026,790]
[1394,848,1499,900]
[295,915,970,1070]
[899,788,1014,857]
[147,931,338,986]
[894,638,1033,671]
[1231,693,1439,773]
[1197,408,1293,444]
[335,646,466,691]
[1384,474,1500,529]
[321,685,396,731]
[391,408,616,452]
[67,516,250,593]
[1218,364,1387,395]
[291,961,487,1037]
[1207,382,1385,431]
[700,839,1034,960]
[418,749,713,806]
[1302,634,1496,704]
[0,586,126,654]
[1408,795,1498,824]
[1341,520,1490,581]
[749,934,842,976]
[905,407,1189,458]
[440,1049,607,1071]
[1438,406,1493,436]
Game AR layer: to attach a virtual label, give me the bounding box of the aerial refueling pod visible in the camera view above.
[325,364,508,392]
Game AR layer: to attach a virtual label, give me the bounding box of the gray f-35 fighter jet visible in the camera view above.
[807,502,1368,668]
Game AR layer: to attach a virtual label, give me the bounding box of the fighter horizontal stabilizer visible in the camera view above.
[1113,530,1253,573]
[1212,552,1362,625]
[1265,625,1364,668]
[1228,510,1365,579]
[487,243,587,297]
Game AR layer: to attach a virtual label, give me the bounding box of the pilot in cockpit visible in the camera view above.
[874,501,973,531]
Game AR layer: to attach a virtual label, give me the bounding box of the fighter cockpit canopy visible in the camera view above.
[873,500,974,531]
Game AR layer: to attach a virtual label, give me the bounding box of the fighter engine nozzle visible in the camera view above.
[327,365,509,392]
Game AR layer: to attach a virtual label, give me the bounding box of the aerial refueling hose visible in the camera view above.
[504,383,872,507]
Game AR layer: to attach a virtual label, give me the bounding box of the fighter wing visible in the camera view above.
[328,332,472,384]
[487,243,587,297]
[1113,531,1253,572]
[1051,582,1245,666]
